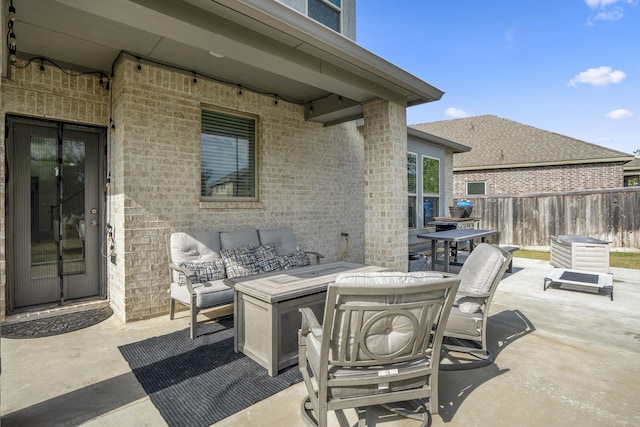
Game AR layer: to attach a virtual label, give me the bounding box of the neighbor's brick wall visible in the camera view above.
[455,162,626,196]
[111,57,369,322]
[0,59,109,321]
[444,152,454,208]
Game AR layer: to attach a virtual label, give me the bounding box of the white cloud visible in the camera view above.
[585,0,633,8]
[568,66,626,87]
[606,109,632,119]
[444,107,468,118]
[585,0,634,25]
[593,7,625,21]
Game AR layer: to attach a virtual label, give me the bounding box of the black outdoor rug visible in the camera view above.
[118,317,303,427]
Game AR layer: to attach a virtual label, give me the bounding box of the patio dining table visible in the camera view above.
[417,228,498,272]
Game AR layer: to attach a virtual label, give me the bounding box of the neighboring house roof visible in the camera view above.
[407,127,471,153]
[412,115,634,171]
[624,158,640,176]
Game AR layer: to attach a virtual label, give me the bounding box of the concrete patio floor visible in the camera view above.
[2,257,639,427]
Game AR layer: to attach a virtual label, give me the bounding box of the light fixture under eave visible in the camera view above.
[208,51,224,58]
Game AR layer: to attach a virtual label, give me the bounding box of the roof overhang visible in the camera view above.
[5,0,444,126]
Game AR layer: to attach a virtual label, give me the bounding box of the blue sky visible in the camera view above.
[356,0,639,155]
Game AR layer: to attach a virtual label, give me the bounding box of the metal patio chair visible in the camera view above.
[298,271,459,427]
[441,243,512,370]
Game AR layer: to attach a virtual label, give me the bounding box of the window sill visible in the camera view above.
[199,201,264,210]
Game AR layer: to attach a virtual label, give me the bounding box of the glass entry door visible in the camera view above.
[7,116,105,310]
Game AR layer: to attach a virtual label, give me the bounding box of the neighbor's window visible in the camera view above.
[201,109,257,200]
[467,181,486,195]
[308,0,341,32]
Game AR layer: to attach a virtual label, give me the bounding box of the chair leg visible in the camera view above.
[356,408,366,427]
[430,371,439,415]
[190,294,198,339]
[169,298,176,320]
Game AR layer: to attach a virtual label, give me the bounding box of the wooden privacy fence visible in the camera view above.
[463,187,640,248]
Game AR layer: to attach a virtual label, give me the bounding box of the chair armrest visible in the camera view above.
[305,251,324,264]
[456,291,491,298]
[299,307,323,338]
[168,263,196,294]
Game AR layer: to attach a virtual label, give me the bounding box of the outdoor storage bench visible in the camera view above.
[167,226,324,338]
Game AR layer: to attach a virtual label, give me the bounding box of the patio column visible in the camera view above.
[362,99,408,271]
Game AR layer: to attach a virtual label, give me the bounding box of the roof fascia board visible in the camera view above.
[454,156,636,171]
[408,127,471,153]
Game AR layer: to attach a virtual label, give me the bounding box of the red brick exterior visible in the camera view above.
[455,162,626,196]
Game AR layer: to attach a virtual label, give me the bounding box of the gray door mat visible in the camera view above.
[1,306,113,339]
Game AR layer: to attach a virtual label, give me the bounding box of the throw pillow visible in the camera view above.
[278,250,311,270]
[177,259,226,284]
[254,243,281,273]
[220,245,260,279]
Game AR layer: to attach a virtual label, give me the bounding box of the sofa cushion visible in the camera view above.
[445,306,483,337]
[220,228,260,250]
[254,243,281,273]
[335,271,443,285]
[169,231,222,262]
[169,232,223,283]
[170,279,233,308]
[177,259,226,284]
[258,227,298,256]
[278,249,311,270]
[220,245,261,278]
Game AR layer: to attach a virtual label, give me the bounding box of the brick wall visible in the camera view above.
[1,56,409,323]
[110,57,370,321]
[362,100,408,271]
[455,162,626,196]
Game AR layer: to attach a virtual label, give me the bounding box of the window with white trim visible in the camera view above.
[421,156,440,228]
[201,109,257,200]
[408,153,441,229]
[466,181,486,195]
[408,152,417,229]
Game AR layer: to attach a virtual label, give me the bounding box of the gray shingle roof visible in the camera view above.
[624,158,640,171]
[411,115,634,170]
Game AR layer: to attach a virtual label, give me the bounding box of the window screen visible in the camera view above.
[308,0,341,32]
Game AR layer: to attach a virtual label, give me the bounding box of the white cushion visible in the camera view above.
[456,243,506,313]
[169,232,222,282]
[170,279,233,308]
[335,271,443,285]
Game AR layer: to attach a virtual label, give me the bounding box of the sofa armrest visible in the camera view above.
[305,251,324,264]
[169,262,196,294]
